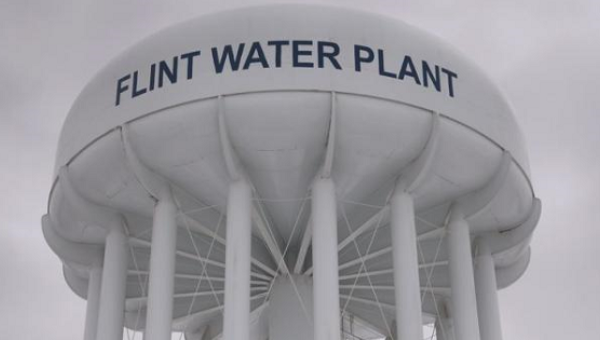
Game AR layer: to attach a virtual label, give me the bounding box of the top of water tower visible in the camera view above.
[55,4,530,179]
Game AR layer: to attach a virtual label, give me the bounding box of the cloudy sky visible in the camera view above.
[1,0,599,339]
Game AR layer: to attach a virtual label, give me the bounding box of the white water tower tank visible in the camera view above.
[43,5,540,340]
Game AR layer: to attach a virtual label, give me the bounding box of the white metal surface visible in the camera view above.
[223,180,253,340]
[96,228,128,340]
[144,194,178,340]
[84,263,102,340]
[54,5,530,175]
[475,239,503,340]
[390,190,423,340]
[42,4,541,340]
[447,211,480,340]
[312,178,341,340]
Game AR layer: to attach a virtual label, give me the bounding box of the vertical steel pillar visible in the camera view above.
[447,210,480,340]
[144,194,178,340]
[96,227,128,340]
[223,180,253,340]
[474,239,503,340]
[312,178,341,340]
[84,262,102,340]
[390,190,423,340]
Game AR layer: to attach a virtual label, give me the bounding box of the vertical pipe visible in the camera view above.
[447,210,480,340]
[312,178,341,340]
[96,227,128,340]
[84,262,102,340]
[223,180,253,340]
[144,194,178,340]
[390,191,423,340]
[474,239,503,340]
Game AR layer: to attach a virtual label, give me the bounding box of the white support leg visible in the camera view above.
[223,180,253,340]
[447,211,480,340]
[390,190,423,340]
[312,178,341,340]
[144,194,178,340]
[474,239,503,340]
[84,262,102,340]
[96,228,128,340]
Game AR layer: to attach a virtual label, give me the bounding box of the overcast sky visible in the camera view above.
[1,1,599,339]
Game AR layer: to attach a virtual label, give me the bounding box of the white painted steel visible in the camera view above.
[390,190,423,340]
[312,178,341,340]
[96,228,128,340]
[144,194,178,340]
[223,180,253,340]
[54,6,531,174]
[42,4,541,338]
[294,220,312,274]
[447,210,480,340]
[475,239,503,340]
[84,263,102,340]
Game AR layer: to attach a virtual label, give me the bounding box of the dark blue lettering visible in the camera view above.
[158,57,178,87]
[317,41,341,69]
[132,71,147,98]
[422,61,441,92]
[212,44,246,73]
[267,40,289,68]
[354,45,374,72]
[115,74,130,106]
[180,50,201,79]
[441,68,458,97]
[148,63,156,91]
[398,56,421,85]
[377,49,396,79]
[243,42,269,70]
[292,40,313,68]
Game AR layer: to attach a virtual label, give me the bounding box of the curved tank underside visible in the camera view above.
[45,91,539,335]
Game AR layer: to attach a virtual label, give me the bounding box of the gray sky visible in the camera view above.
[1,1,599,339]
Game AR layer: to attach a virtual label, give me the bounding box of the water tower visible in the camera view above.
[43,5,541,340]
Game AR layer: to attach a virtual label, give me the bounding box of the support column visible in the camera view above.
[474,239,503,340]
[447,210,480,340]
[312,178,341,340]
[84,262,102,340]
[390,190,423,340]
[223,180,253,340]
[144,193,178,340]
[96,227,128,340]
